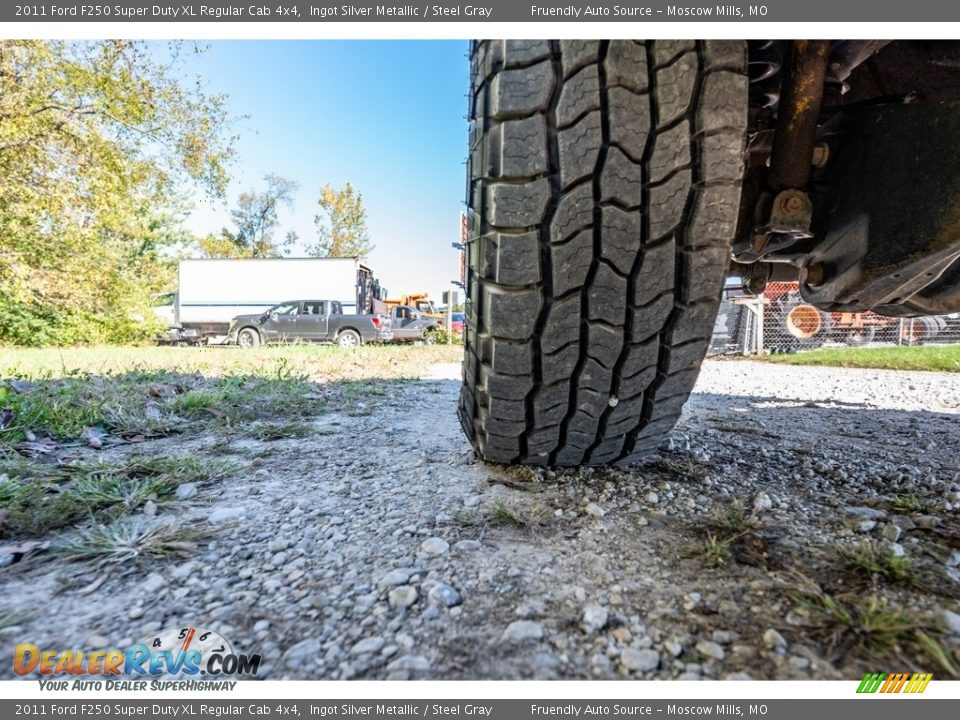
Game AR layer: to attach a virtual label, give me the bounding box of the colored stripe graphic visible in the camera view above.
[857,672,932,694]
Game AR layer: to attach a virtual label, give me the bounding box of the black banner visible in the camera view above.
[3,1,959,23]
[2,700,958,720]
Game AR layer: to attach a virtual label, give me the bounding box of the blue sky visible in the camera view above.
[177,40,469,302]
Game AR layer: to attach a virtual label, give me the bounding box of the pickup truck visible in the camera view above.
[388,305,439,343]
[227,300,392,348]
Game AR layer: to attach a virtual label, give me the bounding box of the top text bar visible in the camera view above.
[4,1,959,23]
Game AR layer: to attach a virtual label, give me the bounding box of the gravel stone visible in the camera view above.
[378,569,415,589]
[503,620,544,642]
[695,640,725,661]
[386,655,431,673]
[763,629,787,651]
[581,604,609,634]
[209,507,245,525]
[620,648,660,672]
[283,638,322,667]
[752,492,772,514]
[942,609,960,636]
[175,483,198,501]
[427,583,462,608]
[388,586,418,609]
[350,637,386,655]
[845,506,887,521]
[420,537,450,556]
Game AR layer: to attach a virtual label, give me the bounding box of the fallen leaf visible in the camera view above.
[143,500,157,516]
[122,434,146,444]
[9,380,36,393]
[0,409,13,430]
[145,403,162,420]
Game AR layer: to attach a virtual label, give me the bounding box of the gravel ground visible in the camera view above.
[2,359,959,680]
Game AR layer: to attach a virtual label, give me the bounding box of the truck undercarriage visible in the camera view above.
[734,40,960,317]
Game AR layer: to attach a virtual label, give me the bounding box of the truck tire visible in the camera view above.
[237,328,261,349]
[337,329,362,348]
[458,40,749,466]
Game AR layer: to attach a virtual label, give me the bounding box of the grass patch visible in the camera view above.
[52,519,214,565]
[488,499,548,529]
[839,541,915,585]
[685,506,766,569]
[789,580,955,675]
[887,493,940,514]
[252,422,312,441]
[0,344,462,383]
[763,344,960,372]
[648,457,710,482]
[0,456,238,538]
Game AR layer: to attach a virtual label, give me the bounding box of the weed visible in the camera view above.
[789,581,956,674]
[649,457,709,482]
[840,541,915,585]
[252,422,312,441]
[53,519,214,565]
[488,499,548,529]
[685,505,765,570]
[0,456,237,538]
[696,533,732,568]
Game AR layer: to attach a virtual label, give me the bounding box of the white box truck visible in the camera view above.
[155,257,386,344]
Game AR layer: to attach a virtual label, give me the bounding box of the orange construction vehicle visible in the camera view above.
[383,293,443,322]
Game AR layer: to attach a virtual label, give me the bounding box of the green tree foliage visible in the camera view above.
[309,182,373,259]
[197,174,298,259]
[0,40,234,345]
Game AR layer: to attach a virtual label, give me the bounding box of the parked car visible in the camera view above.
[227,300,391,348]
[389,305,439,343]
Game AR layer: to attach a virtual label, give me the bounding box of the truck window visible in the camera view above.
[302,301,324,315]
[273,301,299,315]
[153,292,175,307]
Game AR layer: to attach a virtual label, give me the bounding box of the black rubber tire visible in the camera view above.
[237,327,261,349]
[337,329,362,348]
[458,40,749,466]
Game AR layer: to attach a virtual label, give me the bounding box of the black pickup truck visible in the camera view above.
[228,300,392,348]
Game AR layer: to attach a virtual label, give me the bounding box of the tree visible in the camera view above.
[0,40,235,345]
[226,174,299,258]
[308,182,374,259]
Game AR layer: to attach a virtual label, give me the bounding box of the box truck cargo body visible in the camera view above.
[163,258,384,343]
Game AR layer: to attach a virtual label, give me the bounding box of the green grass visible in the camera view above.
[0,344,462,382]
[790,582,956,674]
[0,455,238,538]
[763,344,960,372]
[487,499,549,529]
[839,541,915,585]
[251,421,313,441]
[685,506,762,569]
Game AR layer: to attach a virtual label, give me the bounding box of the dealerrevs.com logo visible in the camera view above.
[14,626,261,689]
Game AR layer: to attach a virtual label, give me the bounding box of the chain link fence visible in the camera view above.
[709,281,960,356]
